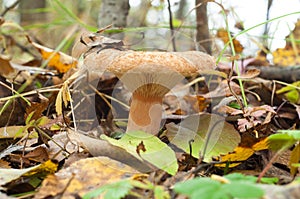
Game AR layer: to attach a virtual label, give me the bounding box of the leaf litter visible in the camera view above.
[0,12,300,199]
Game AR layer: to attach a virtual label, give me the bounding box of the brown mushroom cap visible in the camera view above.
[107,51,215,77]
[83,49,215,97]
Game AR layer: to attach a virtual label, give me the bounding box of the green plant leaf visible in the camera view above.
[276,81,300,104]
[268,133,298,151]
[174,174,265,199]
[174,178,221,196]
[154,186,170,199]
[259,177,279,184]
[101,131,178,175]
[83,179,133,199]
[166,113,241,162]
[222,182,264,198]
[224,173,257,183]
[277,130,300,139]
[25,111,35,125]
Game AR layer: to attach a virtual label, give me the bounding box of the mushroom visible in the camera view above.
[84,49,215,135]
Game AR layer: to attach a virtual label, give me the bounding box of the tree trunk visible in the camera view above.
[176,0,187,20]
[98,0,130,29]
[195,0,211,54]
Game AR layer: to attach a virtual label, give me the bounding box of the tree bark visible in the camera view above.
[98,0,130,29]
[195,0,211,54]
[176,0,187,20]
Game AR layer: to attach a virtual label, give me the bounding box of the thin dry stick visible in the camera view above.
[0,0,21,17]
[167,0,177,51]
[257,150,282,183]
[0,80,31,105]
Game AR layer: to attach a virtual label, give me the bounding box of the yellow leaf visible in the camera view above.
[31,42,77,73]
[289,143,300,176]
[22,160,58,177]
[216,137,269,167]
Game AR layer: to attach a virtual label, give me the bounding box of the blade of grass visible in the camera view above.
[216,11,300,64]
[51,0,97,32]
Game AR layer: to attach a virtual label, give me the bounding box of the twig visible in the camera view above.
[166,0,177,51]
[257,150,281,183]
[0,0,21,17]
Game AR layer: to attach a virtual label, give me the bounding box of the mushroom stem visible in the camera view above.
[126,92,163,135]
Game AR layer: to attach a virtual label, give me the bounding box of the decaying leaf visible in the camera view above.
[165,113,241,162]
[0,54,15,79]
[0,160,58,192]
[231,105,276,132]
[55,81,72,115]
[230,68,261,81]
[216,28,244,53]
[34,157,139,199]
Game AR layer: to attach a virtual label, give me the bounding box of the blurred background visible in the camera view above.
[1,0,300,62]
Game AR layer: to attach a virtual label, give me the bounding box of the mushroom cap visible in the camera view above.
[83,49,215,97]
[106,51,215,77]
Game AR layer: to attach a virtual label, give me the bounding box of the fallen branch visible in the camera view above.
[248,66,300,83]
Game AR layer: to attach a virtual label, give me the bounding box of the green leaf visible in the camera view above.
[166,113,241,162]
[277,130,300,140]
[174,178,221,196]
[36,116,51,126]
[153,186,170,199]
[174,175,265,199]
[101,131,178,175]
[222,182,264,198]
[268,133,298,151]
[276,81,300,104]
[224,173,257,183]
[259,177,279,184]
[83,180,133,199]
[25,111,35,125]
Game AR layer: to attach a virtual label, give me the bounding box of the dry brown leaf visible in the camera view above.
[23,146,49,163]
[34,157,140,199]
[216,28,244,54]
[0,55,15,77]
[231,68,261,80]
[0,160,11,169]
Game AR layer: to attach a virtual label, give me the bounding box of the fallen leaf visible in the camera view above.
[31,42,77,73]
[289,143,300,176]
[34,157,139,199]
[102,131,179,175]
[216,137,269,167]
[216,28,244,53]
[23,146,49,163]
[0,160,58,191]
[165,113,241,162]
[231,68,261,81]
[0,55,15,78]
